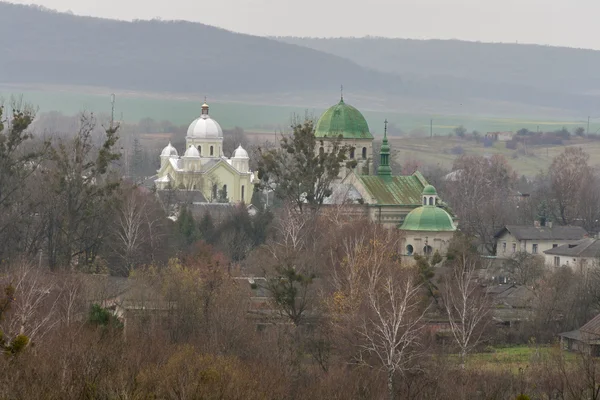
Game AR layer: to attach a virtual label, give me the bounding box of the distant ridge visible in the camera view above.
[2,2,600,115]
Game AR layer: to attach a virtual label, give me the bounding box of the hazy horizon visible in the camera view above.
[7,0,600,51]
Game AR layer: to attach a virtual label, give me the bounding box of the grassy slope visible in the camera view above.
[389,136,600,177]
[1,87,594,135]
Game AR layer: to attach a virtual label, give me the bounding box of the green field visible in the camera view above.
[389,136,600,177]
[0,86,596,136]
[463,345,576,373]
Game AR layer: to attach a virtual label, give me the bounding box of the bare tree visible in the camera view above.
[359,266,426,400]
[445,154,517,254]
[549,147,591,225]
[442,248,491,368]
[0,263,59,350]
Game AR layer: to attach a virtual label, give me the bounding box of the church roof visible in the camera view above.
[357,172,428,205]
[401,206,456,232]
[315,98,373,140]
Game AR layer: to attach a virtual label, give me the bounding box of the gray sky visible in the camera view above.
[11,0,600,49]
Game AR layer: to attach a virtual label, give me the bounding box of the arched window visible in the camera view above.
[423,197,427,205]
[222,184,227,200]
[210,146,214,156]
[362,147,367,159]
[429,197,434,205]
[406,245,414,255]
[212,184,218,200]
[197,145,202,155]
[241,185,245,202]
[319,146,324,156]
[350,148,355,159]
[423,245,433,255]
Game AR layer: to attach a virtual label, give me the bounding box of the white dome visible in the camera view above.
[232,145,249,158]
[187,115,223,139]
[160,142,178,157]
[183,145,200,158]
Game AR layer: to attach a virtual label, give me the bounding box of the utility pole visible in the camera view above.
[588,116,591,135]
[110,93,116,130]
[430,119,433,138]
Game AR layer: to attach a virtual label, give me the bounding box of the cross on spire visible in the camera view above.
[340,85,344,101]
[384,119,388,138]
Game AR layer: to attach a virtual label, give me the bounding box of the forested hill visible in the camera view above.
[278,37,600,97]
[0,3,396,96]
[2,2,600,114]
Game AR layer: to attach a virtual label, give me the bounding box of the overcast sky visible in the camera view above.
[10,0,600,49]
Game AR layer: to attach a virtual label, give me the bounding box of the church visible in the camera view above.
[154,102,255,204]
[318,95,456,256]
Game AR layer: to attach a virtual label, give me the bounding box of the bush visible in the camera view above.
[506,140,518,150]
[482,137,494,147]
[450,146,464,155]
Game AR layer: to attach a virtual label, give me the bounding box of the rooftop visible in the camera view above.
[357,171,428,206]
[314,98,373,140]
[496,225,588,241]
[544,238,600,258]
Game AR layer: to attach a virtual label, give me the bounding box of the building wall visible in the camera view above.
[401,231,455,257]
[367,205,416,229]
[156,161,254,204]
[319,138,373,178]
[495,231,579,259]
[543,254,597,272]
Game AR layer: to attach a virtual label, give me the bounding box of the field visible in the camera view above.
[462,345,577,373]
[388,136,600,177]
[1,86,597,136]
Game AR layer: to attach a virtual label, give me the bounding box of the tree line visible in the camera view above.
[4,106,600,399]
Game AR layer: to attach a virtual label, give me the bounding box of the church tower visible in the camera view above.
[377,119,392,177]
[185,102,223,161]
[314,92,374,178]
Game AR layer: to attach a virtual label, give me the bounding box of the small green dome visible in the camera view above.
[401,206,455,232]
[422,185,437,195]
[315,98,373,140]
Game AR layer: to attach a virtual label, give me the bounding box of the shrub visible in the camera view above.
[450,146,464,155]
[506,140,518,150]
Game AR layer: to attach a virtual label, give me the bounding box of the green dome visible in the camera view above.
[422,185,437,195]
[315,99,373,140]
[401,206,455,232]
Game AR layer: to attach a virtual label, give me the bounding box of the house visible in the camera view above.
[485,131,514,142]
[559,313,600,355]
[543,238,600,271]
[494,223,588,258]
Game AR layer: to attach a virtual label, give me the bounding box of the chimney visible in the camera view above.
[534,220,541,228]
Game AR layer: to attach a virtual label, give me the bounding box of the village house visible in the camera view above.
[559,313,600,355]
[543,238,600,271]
[485,131,514,142]
[494,223,588,258]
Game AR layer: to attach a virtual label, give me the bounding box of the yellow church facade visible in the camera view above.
[154,103,255,204]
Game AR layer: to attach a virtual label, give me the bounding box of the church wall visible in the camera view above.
[401,231,455,257]
[368,205,417,229]
[318,138,373,178]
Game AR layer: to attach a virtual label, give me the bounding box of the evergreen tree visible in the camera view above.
[198,211,215,243]
[177,207,198,246]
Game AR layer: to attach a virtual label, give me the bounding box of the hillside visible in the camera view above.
[278,37,600,114]
[278,37,600,95]
[2,3,600,117]
[0,3,396,97]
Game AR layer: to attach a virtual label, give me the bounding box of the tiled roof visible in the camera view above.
[544,238,600,257]
[496,225,588,241]
[357,172,427,205]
